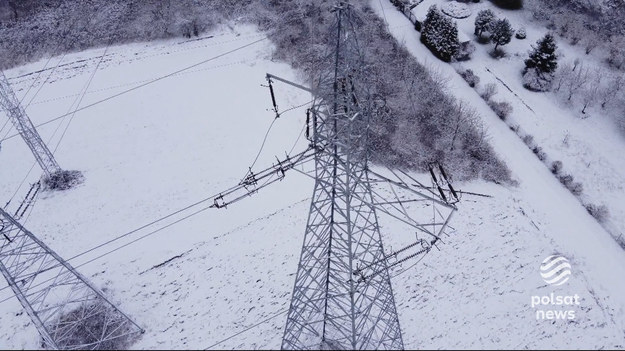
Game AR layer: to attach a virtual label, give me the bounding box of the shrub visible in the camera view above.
[488,100,513,120]
[414,20,422,32]
[515,28,526,39]
[522,68,554,92]
[460,69,480,87]
[568,181,584,195]
[42,170,84,191]
[618,235,625,250]
[52,300,140,350]
[532,146,546,161]
[559,174,574,187]
[522,134,534,147]
[480,83,498,101]
[586,204,609,223]
[456,41,476,61]
[529,145,544,160]
[551,160,563,174]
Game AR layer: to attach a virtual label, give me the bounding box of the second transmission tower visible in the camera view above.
[0,71,61,177]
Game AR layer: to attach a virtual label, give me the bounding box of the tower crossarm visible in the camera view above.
[210,147,318,209]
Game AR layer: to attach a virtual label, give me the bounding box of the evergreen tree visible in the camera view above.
[474,9,495,37]
[421,6,460,62]
[491,18,513,51]
[525,34,558,73]
[421,6,442,46]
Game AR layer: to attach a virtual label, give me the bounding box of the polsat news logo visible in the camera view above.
[530,255,580,320]
[540,255,571,286]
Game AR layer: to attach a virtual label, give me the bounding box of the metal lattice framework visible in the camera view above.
[0,71,62,177]
[0,207,143,349]
[212,3,457,350]
[280,5,456,349]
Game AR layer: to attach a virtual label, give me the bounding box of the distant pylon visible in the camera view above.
[0,207,143,349]
[0,71,61,177]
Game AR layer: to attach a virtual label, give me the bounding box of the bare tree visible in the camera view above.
[7,0,18,19]
[572,58,580,72]
[480,82,498,101]
[449,102,467,152]
[553,61,574,93]
[152,0,172,35]
[566,20,585,46]
[582,34,600,55]
[607,35,625,70]
[580,68,602,115]
[564,64,589,101]
[601,74,625,109]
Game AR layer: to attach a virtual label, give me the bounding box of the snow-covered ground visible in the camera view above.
[400,0,625,243]
[1,16,625,350]
[371,0,625,348]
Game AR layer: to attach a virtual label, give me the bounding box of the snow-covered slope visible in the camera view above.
[404,0,625,244]
[1,18,625,350]
[371,0,625,348]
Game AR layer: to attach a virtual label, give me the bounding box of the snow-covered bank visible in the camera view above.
[371,0,625,348]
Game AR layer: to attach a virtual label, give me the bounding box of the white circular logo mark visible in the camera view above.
[540,255,571,286]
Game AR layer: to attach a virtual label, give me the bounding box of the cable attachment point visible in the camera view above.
[212,194,226,209]
[241,167,258,189]
[266,75,280,119]
[428,162,460,204]
[275,156,286,180]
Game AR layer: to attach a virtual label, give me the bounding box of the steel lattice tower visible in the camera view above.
[281,5,404,349]
[211,2,457,349]
[0,71,62,177]
[0,207,143,349]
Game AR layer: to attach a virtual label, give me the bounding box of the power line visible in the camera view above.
[204,309,288,350]
[0,203,213,305]
[0,37,268,144]
[2,36,266,218]
[0,89,315,300]
[245,99,313,176]
[52,44,110,153]
[0,195,312,306]
[4,59,251,110]
[0,47,68,141]
[23,54,68,110]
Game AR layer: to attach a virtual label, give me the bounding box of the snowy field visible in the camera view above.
[1,18,625,349]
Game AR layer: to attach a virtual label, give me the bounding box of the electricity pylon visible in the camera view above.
[0,71,62,178]
[212,2,457,349]
[0,207,143,349]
